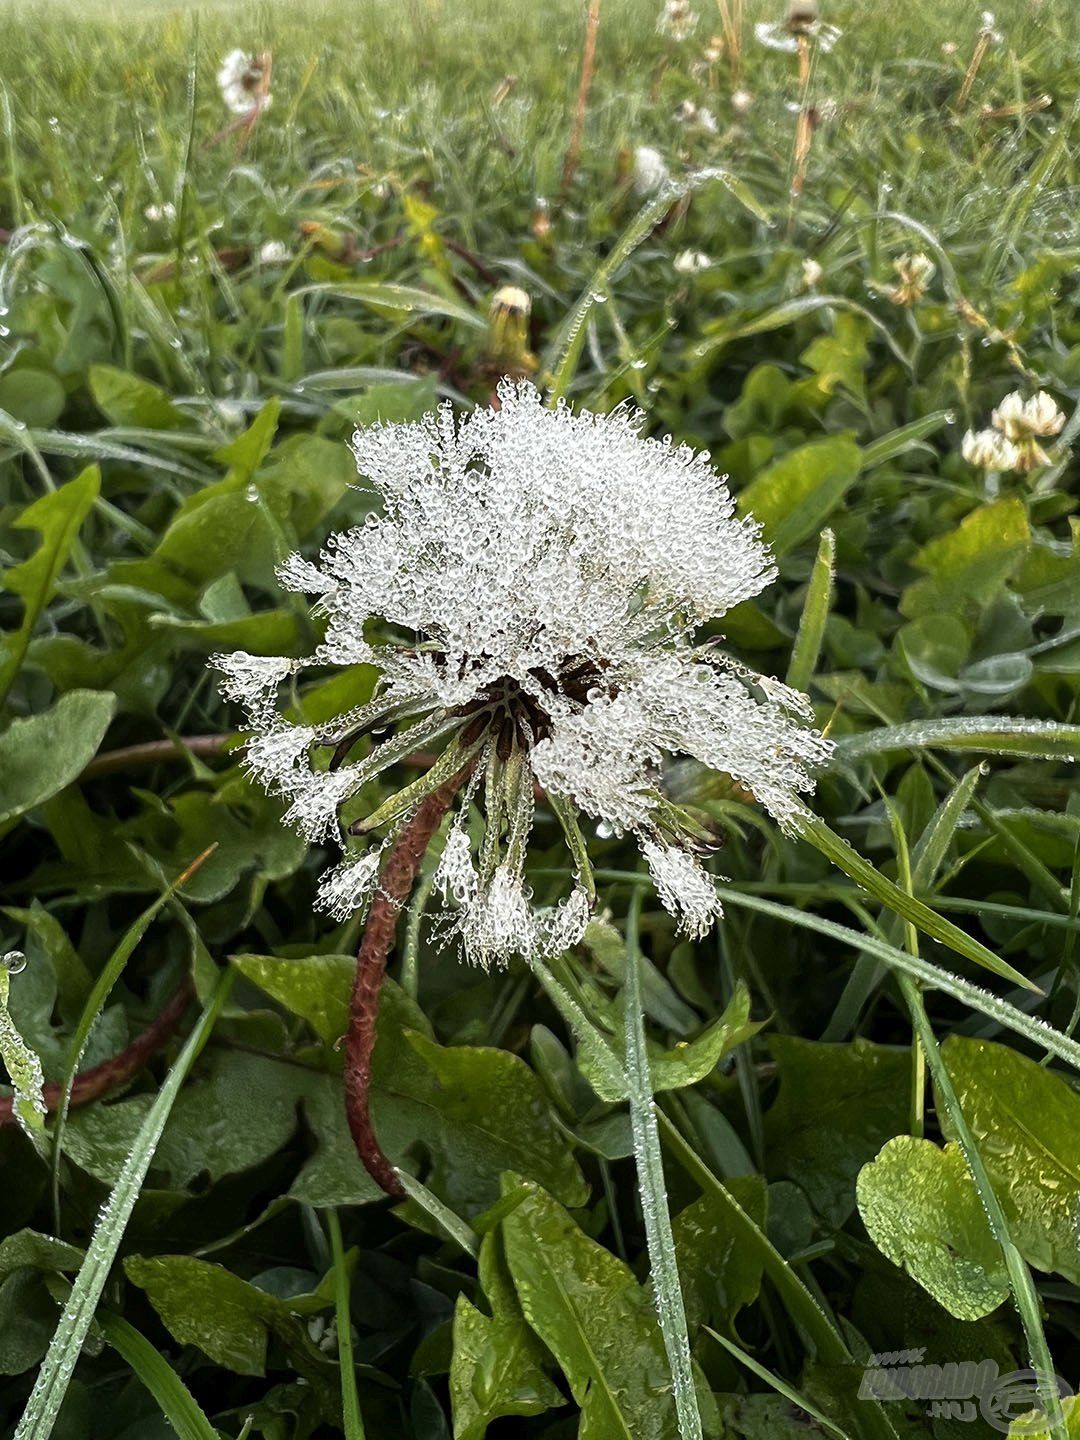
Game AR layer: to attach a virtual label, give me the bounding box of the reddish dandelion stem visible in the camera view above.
[344,771,468,1197]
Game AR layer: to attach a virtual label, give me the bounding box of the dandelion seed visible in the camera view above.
[212,380,829,966]
[632,146,671,195]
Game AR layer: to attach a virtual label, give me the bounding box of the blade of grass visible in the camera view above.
[795,813,1038,991]
[786,527,834,693]
[705,1328,853,1440]
[97,1313,220,1440]
[624,891,701,1440]
[326,1212,366,1440]
[50,845,217,1227]
[15,967,234,1440]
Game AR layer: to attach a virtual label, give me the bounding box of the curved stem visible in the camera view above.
[344,771,468,1197]
[0,977,194,1127]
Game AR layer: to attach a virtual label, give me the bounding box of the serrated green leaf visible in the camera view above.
[857,1135,1009,1320]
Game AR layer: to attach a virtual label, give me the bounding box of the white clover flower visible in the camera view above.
[991,390,1065,442]
[962,427,1019,472]
[633,146,671,195]
[658,0,698,40]
[217,49,272,116]
[988,390,1065,472]
[211,380,829,967]
[674,249,711,274]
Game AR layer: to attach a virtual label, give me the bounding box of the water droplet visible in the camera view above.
[2,951,26,975]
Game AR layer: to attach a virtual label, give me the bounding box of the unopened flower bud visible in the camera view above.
[487,286,534,373]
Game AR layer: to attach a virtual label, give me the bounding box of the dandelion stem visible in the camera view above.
[344,769,469,1197]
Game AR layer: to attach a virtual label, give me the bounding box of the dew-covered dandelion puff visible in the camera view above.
[212,380,830,972]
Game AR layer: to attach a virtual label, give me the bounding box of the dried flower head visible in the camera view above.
[632,145,671,195]
[217,49,272,116]
[213,382,829,967]
[658,0,698,41]
[883,252,935,306]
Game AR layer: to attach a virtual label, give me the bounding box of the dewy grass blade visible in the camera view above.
[50,845,217,1227]
[326,1212,367,1440]
[832,716,1080,764]
[786,527,834,693]
[15,968,234,1440]
[705,1327,854,1440]
[898,984,1066,1439]
[97,1313,220,1440]
[623,893,701,1440]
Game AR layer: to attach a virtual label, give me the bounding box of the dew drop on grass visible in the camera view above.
[1,951,26,975]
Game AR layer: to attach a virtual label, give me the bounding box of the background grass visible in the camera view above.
[3,2,1080,1438]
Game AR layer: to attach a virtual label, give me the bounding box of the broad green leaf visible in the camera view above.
[672,1175,767,1333]
[232,952,354,1045]
[736,437,862,557]
[88,366,184,429]
[764,1037,910,1226]
[123,1255,287,1376]
[857,1136,1009,1320]
[646,983,764,1093]
[0,370,66,428]
[405,1030,589,1216]
[941,1037,1080,1286]
[501,1178,679,1440]
[0,465,99,704]
[0,689,116,828]
[901,498,1030,620]
[450,1231,563,1440]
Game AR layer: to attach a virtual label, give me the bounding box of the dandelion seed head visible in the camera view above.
[217,49,272,115]
[212,380,828,963]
